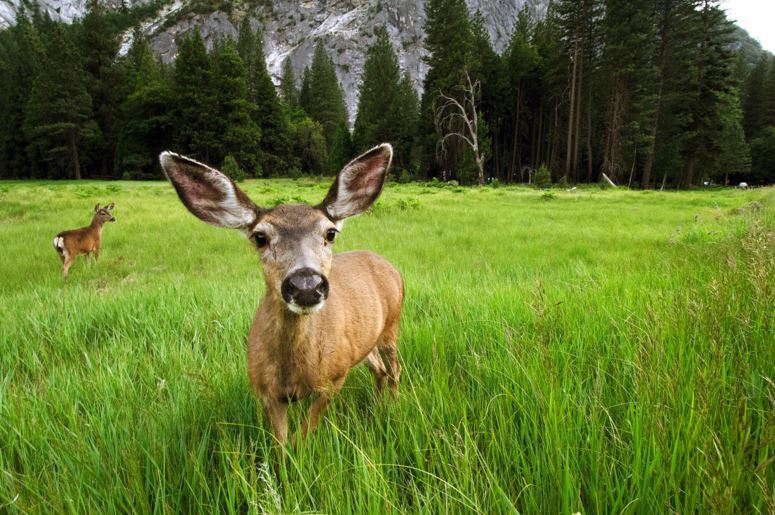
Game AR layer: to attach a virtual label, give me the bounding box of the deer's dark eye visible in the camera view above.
[254,232,268,248]
[326,228,337,243]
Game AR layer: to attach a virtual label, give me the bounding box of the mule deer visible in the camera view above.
[53,203,116,278]
[160,144,403,444]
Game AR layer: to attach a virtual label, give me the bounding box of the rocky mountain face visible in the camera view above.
[1,0,547,119]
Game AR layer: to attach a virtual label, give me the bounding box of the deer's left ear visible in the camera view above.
[160,151,261,232]
[319,143,393,221]
[105,202,115,211]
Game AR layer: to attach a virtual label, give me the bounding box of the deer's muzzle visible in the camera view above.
[281,268,329,310]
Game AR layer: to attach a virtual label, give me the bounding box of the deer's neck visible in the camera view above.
[263,290,320,356]
[89,218,104,232]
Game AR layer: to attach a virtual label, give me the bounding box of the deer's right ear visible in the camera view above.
[159,151,261,232]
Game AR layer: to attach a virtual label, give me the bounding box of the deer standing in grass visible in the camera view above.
[160,144,403,444]
[53,203,116,279]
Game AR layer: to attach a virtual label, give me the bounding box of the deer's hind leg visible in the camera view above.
[378,319,401,392]
[62,252,75,279]
[363,348,387,394]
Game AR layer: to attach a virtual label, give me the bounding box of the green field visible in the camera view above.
[1,180,773,513]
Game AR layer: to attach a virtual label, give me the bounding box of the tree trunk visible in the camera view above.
[70,132,81,180]
[565,45,579,180]
[510,84,522,182]
[586,81,593,182]
[572,49,584,183]
[683,156,695,189]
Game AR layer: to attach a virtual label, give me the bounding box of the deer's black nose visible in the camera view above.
[281,268,329,308]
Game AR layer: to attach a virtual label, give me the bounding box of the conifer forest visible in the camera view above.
[1,0,774,187]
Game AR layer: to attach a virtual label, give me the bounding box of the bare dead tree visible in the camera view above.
[434,71,487,186]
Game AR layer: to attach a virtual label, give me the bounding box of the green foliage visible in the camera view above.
[750,127,775,184]
[353,28,416,170]
[23,24,100,179]
[533,164,552,188]
[279,57,299,108]
[291,117,328,175]
[210,39,262,173]
[237,18,293,175]
[299,41,348,151]
[220,154,246,182]
[418,0,472,178]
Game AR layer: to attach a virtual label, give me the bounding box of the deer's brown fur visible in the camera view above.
[161,144,403,444]
[248,250,403,442]
[53,203,115,278]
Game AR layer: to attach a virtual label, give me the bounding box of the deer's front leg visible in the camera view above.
[300,376,346,440]
[263,398,289,444]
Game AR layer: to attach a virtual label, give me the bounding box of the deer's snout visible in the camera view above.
[281,268,329,310]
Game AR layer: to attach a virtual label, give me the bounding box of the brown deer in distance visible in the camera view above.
[53,203,116,278]
[161,144,403,444]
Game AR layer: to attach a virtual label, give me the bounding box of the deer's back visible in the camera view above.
[57,226,98,253]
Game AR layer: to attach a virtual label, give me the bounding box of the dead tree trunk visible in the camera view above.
[435,72,487,186]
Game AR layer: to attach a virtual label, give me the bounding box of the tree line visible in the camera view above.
[0,0,773,186]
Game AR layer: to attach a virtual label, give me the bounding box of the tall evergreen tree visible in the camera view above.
[280,57,300,108]
[116,31,174,178]
[0,10,43,178]
[418,0,473,180]
[299,41,348,157]
[173,31,216,162]
[741,54,768,140]
[680,0,734,187]
[395,73,420,174]
[210,38,262,173]
[24,24,99,179]
[237,17,293,175]
[76,0,122,176]
[599,0,658,184]
[502,7,541,181]
[353,28,409,168]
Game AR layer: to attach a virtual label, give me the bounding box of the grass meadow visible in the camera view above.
[0,179,773,513]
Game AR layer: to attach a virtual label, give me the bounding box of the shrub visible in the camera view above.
[221,155,246,182]
[533,165,552,189]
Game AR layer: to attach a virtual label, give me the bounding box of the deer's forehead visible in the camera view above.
[256,204,330,235]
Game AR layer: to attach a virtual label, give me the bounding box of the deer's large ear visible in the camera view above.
[105,202,115,211]
[319,143,393,221]
[160,151,261,232]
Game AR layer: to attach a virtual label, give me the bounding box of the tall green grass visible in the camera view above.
[0,180,773,513]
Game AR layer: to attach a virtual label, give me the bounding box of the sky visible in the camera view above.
[722,0,775,53]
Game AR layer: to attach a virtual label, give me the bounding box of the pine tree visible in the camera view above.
[641,0,699,188]
[116,32,174,179]
[173,31,216,162]
[741,54,768,139]
[24,24,99,179]
[328,122,355,174]
[76,0,122,176]
[0,10,43,178]
[761,56,775,130]
[210,39,262,173]
[353,28,405,165]
[418,0,472,179]
[292,117,328,175]
[299,41,348,156]
[714,89,750,184]
[680,0,734,187]
[280,57,299,108]
[599,0,658,184]
[394,73,420,174]
[502,7,540,181]
[237,18,293,175]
